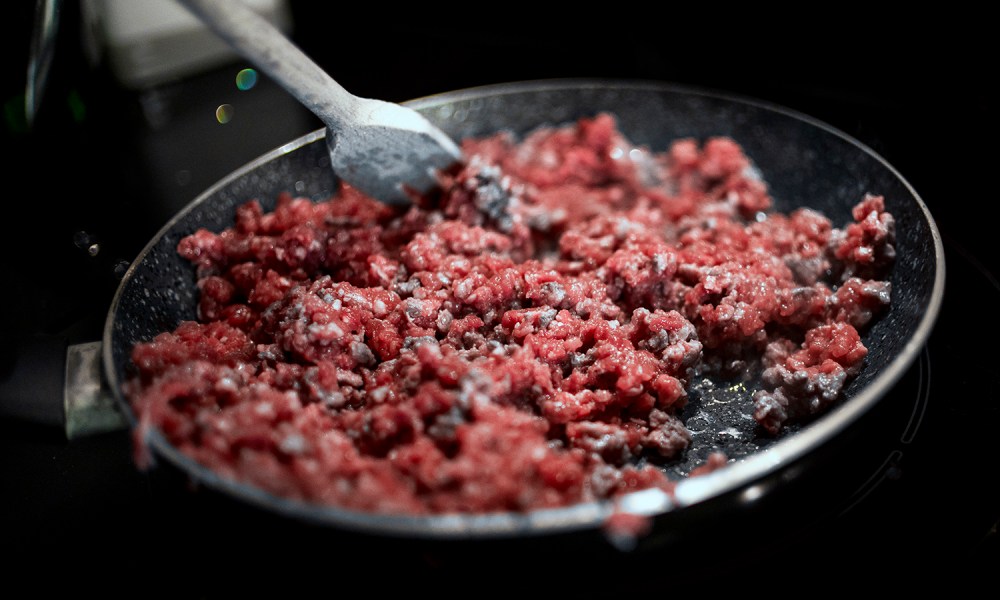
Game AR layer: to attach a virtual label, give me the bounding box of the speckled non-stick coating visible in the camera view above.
[103,80,944,540]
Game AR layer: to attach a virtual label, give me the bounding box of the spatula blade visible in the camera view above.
[327,99,463,206]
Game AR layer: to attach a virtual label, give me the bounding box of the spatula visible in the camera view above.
[176,0,463,206]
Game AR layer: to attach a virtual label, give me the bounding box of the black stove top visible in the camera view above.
[2,4,996,593]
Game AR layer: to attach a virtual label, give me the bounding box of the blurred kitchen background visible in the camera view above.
[1,0,995,589]
[1,1,991,372]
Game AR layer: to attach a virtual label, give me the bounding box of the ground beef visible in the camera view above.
[125,113,894,515]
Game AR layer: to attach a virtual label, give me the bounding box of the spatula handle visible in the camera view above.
[177,0,360,130]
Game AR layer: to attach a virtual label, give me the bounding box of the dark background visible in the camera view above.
[2,1,996,593]
[2,3,993,357]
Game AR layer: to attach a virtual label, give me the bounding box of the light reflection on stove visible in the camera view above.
[837,345,930,516]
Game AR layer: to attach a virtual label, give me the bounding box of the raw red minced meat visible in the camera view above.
[125,113,895,515]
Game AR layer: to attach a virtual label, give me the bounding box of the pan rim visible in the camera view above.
[102,77,946,539]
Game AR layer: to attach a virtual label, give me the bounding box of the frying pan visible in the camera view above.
[101,78,945,546]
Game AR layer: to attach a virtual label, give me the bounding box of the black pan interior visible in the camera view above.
[103,79,944,538]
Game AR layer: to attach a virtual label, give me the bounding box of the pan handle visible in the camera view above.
[0,335,126,440]
[64,341,127,439]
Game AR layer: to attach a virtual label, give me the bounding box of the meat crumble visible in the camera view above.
[125,113,895,514]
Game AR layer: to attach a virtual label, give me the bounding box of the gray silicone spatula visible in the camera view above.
[177,0,463,205]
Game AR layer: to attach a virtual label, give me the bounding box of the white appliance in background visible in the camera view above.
[81,0,292,90]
